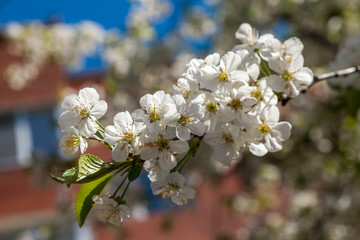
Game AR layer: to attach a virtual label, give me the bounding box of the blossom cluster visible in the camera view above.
[57,23,313,225]
[3,0,172,90]
[4,21,105,90]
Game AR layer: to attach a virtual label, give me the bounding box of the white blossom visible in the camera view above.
[59,126,88,156]
[92,195,131,225]
[204,123,243,166]
[58,87,107,137]
[191,92,234,132]
[172,94,206,141]
[267,55,313,97]
[184,53,220,82]
[143,158,169,182]
[132,91,179,133]
[104,111,145,162]
[171,77,199,100]
[140,128,189,170]
[249,105,292,156]
[199,51,249,92]
[216,82,257,115]
[235,23,259,47]
[151,172,195,205]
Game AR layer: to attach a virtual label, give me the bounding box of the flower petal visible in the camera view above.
[112,143,129,162]
[272,121,292,141]
[169,140,189,154]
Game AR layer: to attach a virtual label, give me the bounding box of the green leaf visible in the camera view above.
[54,167,67,173]
[77,154,104,181]
[48,173,65,184]
[75,174,114,227]
[75,161,125,184]
[63,167,77,187]
[128,163,142,182]
[49,160,128,185]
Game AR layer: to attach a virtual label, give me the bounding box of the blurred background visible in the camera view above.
[1,0,360,239]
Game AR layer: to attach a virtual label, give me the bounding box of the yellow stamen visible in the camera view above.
[206,102,218,114]
[74,106,90,119]
[228,99,242,111]
[282,71,294,81]
[66,135,80,148]
[217,69,229,82]
[149,106,161,123]
[178,115,192,126]
[223,134,234,144]
[258,123,270,135]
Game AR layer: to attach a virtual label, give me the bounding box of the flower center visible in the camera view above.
[222,134,234,144]
[228,99,242,111]
[74,106,90,119]
[149,106,161,123]
[251,90,262,99]
[157,138,170,151]
[178,115,191,126]
[282,71,294,81]
[217,69,229,82]
[168,183,180,193]
[159,183,180,198]
[258,123,270,135]
[183,90,191,99]
[206,102,218,114]
[66,135,80,148]
[123,132,136,143]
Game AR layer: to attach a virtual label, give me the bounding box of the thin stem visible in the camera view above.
[259,66,267,77]
[261,58,271,76]
[171,149,193,173]
[178,149,194,173]
[113,172,129,197]
[256,52,271,76]
[95,130,104,140]
[120,181,131,199]
[113,165,130,176]
[96,120,105,131]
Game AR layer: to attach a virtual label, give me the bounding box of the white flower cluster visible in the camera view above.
[58,87,107,155]
[180,7,217,41]
[233,23,313,98]
[127,0,172,41]
[5,21,105,89]
[57,23,313,225]
[3,0,172,90]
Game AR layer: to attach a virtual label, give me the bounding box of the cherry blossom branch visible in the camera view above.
[281,65,360,106]
[309,65,360,88]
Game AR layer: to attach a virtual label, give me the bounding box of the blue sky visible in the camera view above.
[0,0,131,30]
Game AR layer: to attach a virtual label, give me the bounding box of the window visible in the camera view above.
[0,115,17,170]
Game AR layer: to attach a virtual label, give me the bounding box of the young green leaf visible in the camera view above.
[48,173,65,184]
[49,157,129,185]
[63,167,77,187]
[77,154,104,181]
[75,173,114,227]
